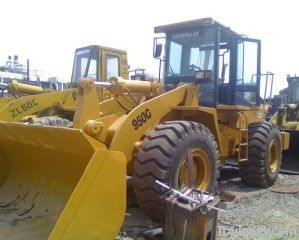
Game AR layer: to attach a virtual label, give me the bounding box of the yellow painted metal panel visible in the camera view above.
[109,84,190,174]
[0,89,76,122]
[0,122,126,239]
[49,149,126,240]
[281,131,290,150]
[0,96,15,109]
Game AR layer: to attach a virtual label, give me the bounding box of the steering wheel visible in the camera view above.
[188,64,201,71]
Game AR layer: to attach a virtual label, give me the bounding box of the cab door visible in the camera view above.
[101,49,128,80]
[231,38,261,106]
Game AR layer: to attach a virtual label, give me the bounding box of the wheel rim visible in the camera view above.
[268,139,279,173]
[177,147,211,190]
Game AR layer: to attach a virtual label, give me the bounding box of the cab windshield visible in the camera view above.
[71,47,98,83]
[166,28,215,78]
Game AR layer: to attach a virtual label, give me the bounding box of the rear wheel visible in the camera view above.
[33,116,73,128]
[239,121,281,188]
[133,121,218,221]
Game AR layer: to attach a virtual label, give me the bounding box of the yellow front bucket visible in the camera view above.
[0,122,126,239]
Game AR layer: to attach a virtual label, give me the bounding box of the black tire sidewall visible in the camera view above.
[242,122,283,187]
[168,127,217,191]
[133,121,218,220]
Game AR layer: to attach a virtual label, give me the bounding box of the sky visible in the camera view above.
[0,0,298,95]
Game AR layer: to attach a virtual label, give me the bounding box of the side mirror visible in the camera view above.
[153,43,162,58]
[153,37,165,59]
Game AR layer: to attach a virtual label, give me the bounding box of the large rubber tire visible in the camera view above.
[33,116,73,128]
[133,121,218,221]
[239,121,282,188]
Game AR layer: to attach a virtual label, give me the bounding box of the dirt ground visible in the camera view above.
[216,170,299,240]
[117,157,299,240]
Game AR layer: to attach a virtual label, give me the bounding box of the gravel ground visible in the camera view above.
[117,165,299,240]
[217,170,299,240]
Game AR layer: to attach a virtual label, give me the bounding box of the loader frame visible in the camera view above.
[73,78,289,175]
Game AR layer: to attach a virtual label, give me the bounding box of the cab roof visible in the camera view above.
[75,45,127,54]
[154,17,239,36]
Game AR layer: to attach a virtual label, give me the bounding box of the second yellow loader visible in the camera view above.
[0,45,129,123]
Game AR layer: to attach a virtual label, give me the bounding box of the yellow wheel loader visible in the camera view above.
[0,45,129,123]
[270,103,299,162]
[0,18,289,239]
[269,75,299,159]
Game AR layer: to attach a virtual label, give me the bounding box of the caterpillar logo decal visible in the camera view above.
[9,99,39,118]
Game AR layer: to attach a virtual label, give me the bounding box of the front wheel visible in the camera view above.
[133,121,219,221]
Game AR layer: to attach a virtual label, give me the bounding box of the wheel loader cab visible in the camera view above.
[70,45,129,101]
[154,18,261,107]
[70,45,129,84]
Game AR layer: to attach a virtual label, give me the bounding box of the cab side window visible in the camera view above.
[106,55,120,78]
